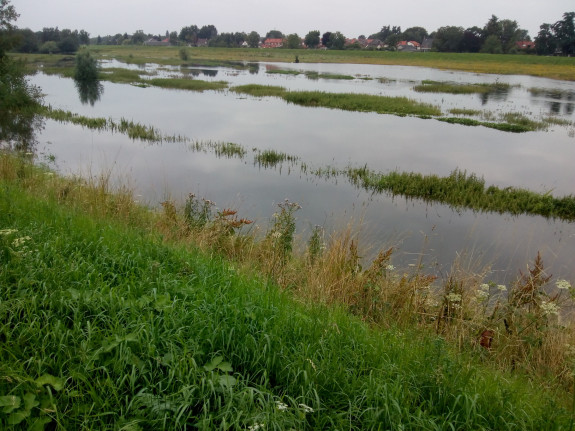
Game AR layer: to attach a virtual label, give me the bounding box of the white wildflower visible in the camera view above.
[271,231,282,239]
[476,289,489,302]
[12,236,31,248]
[298,403,314,414]
[556,279,572,290]
[386,264,395,271]
[446,293,462,303]
[276,401,288,411]
[479,283,490,291]
[540,300,559,316]
[497,284,507,292]
[248,424,264,431]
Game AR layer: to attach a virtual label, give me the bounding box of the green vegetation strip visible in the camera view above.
[0,157,569,429]
[346,167,575,221]
[233,85,442,116]
[414,80,511,94]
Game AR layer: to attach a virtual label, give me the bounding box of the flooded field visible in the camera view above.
[29,60,575,282]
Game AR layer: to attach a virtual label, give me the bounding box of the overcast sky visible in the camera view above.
[14,0,574,40]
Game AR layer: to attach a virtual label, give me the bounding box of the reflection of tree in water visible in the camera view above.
[529,88,575,116]
[0,61,44,152]
[75,79,104,106]
[478,86,510,105]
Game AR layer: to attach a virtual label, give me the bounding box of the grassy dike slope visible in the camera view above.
[0,155,571,430]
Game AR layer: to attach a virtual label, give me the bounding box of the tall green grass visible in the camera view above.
[0,153,571,429]
[346,167,575,220]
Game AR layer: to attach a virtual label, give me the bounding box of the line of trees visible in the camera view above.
[6,11,575,56]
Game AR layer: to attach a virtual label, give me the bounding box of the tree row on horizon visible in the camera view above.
[7,11,575,56]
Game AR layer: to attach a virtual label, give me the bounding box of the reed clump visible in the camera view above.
[414,80,512,95]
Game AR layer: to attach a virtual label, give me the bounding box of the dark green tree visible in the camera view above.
[246,31,260,48]
[461,27,483,52]
[179,25,199,44]
[131,30,146,45]
[14,28,39,53]
[285,33,301,49]
[265,30,284,39]
[535,23,556,55]
[198,25,217,40]
[321,31,332,47]
[432,26,464,52]
[552,12,575,55]
[329,31,346,49]
[304,30,320,48]
[79,29,90,45]
[401,26,428,43]
[74,49,99,81]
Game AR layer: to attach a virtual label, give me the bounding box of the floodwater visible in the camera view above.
[28,60,575,283]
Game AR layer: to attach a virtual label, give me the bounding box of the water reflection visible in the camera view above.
[529,88,575,115]
[478,86,511,105]
[0,109,43,152]
[74,79,104,106]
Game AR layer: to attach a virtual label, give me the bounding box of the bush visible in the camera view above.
[74,49,98,81]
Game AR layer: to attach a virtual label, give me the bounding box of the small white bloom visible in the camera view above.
[276,401,288,411]
[248,424,264,431]
[298,403,314,414]
[540,300,559,316]
[556,279,572,290]
[476,289,489,302]
[446,293,462,303]
[12,236,32,248]
[386,264,395,271]
[479,283,490,291]
[497,284,507,292]
[271,231,282,239]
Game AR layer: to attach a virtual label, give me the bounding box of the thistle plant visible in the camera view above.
[184,193,215,229]
[267,199,301,266]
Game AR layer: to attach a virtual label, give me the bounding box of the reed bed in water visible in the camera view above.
[1,152,574,430]
[346,167,575,221]
[414,80,512,94]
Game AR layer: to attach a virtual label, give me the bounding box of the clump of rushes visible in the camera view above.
[345,167,575,221]
[232,84,287,98]
[414,80,511,95]
[254,149,299,167]
[146,77,228,92]
[283,91,442,116]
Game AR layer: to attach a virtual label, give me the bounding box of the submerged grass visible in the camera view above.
[346,167,575,220]
[1,151,573,429]
[414,80,512,94]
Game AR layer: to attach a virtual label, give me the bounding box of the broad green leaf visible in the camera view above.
[0,395,21,413]
[218,375,237,387]
[29,416,52,431]
[23,392,39,411]
[216,361,233,372]
[35,374,64,391]
[7,410,30,425]
[203,355,223,371]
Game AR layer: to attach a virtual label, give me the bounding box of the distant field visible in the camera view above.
[79,45,575,81]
